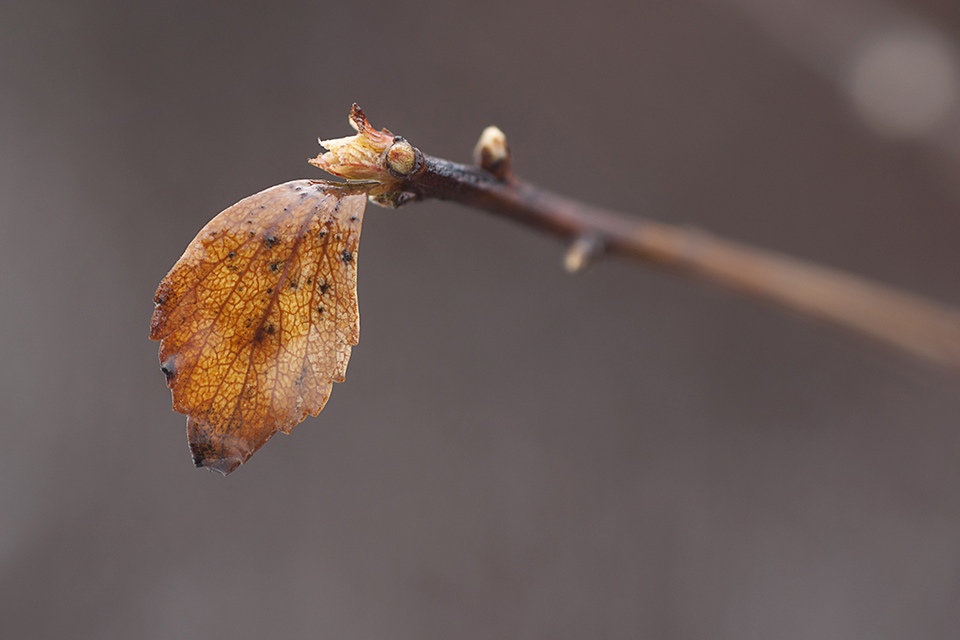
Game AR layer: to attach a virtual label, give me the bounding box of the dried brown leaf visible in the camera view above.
[150,180,368,474]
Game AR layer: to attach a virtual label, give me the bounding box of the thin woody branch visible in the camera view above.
[314,106,960,370]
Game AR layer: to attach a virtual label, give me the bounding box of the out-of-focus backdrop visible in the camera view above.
[2,0,960,637]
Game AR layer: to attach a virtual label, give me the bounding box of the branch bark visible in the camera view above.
[315,107,960,371]
[404,157,960,370]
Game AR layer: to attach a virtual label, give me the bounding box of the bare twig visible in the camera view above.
[314,106,960,370]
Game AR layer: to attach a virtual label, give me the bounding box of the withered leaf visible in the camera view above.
[150,180,368,475]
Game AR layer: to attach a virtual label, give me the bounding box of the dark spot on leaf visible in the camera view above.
[341,249,353,263]
[350,216,358,222]
[266,288,274,294]
[160,356,177,380]
[228,251,235,259]
[319,282,330,294]
[306,277,313,284]
[265,235,279,247]
[269,262,280,272]
[253,325,272,343]
[267,324,276,335]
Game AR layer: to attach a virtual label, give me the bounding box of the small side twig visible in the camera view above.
[314,105,960,370]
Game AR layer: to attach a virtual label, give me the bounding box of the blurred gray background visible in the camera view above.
[3,0,960,638]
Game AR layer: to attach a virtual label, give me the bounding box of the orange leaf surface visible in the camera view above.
[150,180,369,475]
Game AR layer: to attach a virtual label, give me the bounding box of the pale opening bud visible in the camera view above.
[564,233,605,273]
[308,104,397,182]
[385,138,419,177]
[474,126,511,179]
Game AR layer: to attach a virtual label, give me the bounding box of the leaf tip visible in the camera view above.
[187,418,251,476]
[193,453,243,476]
